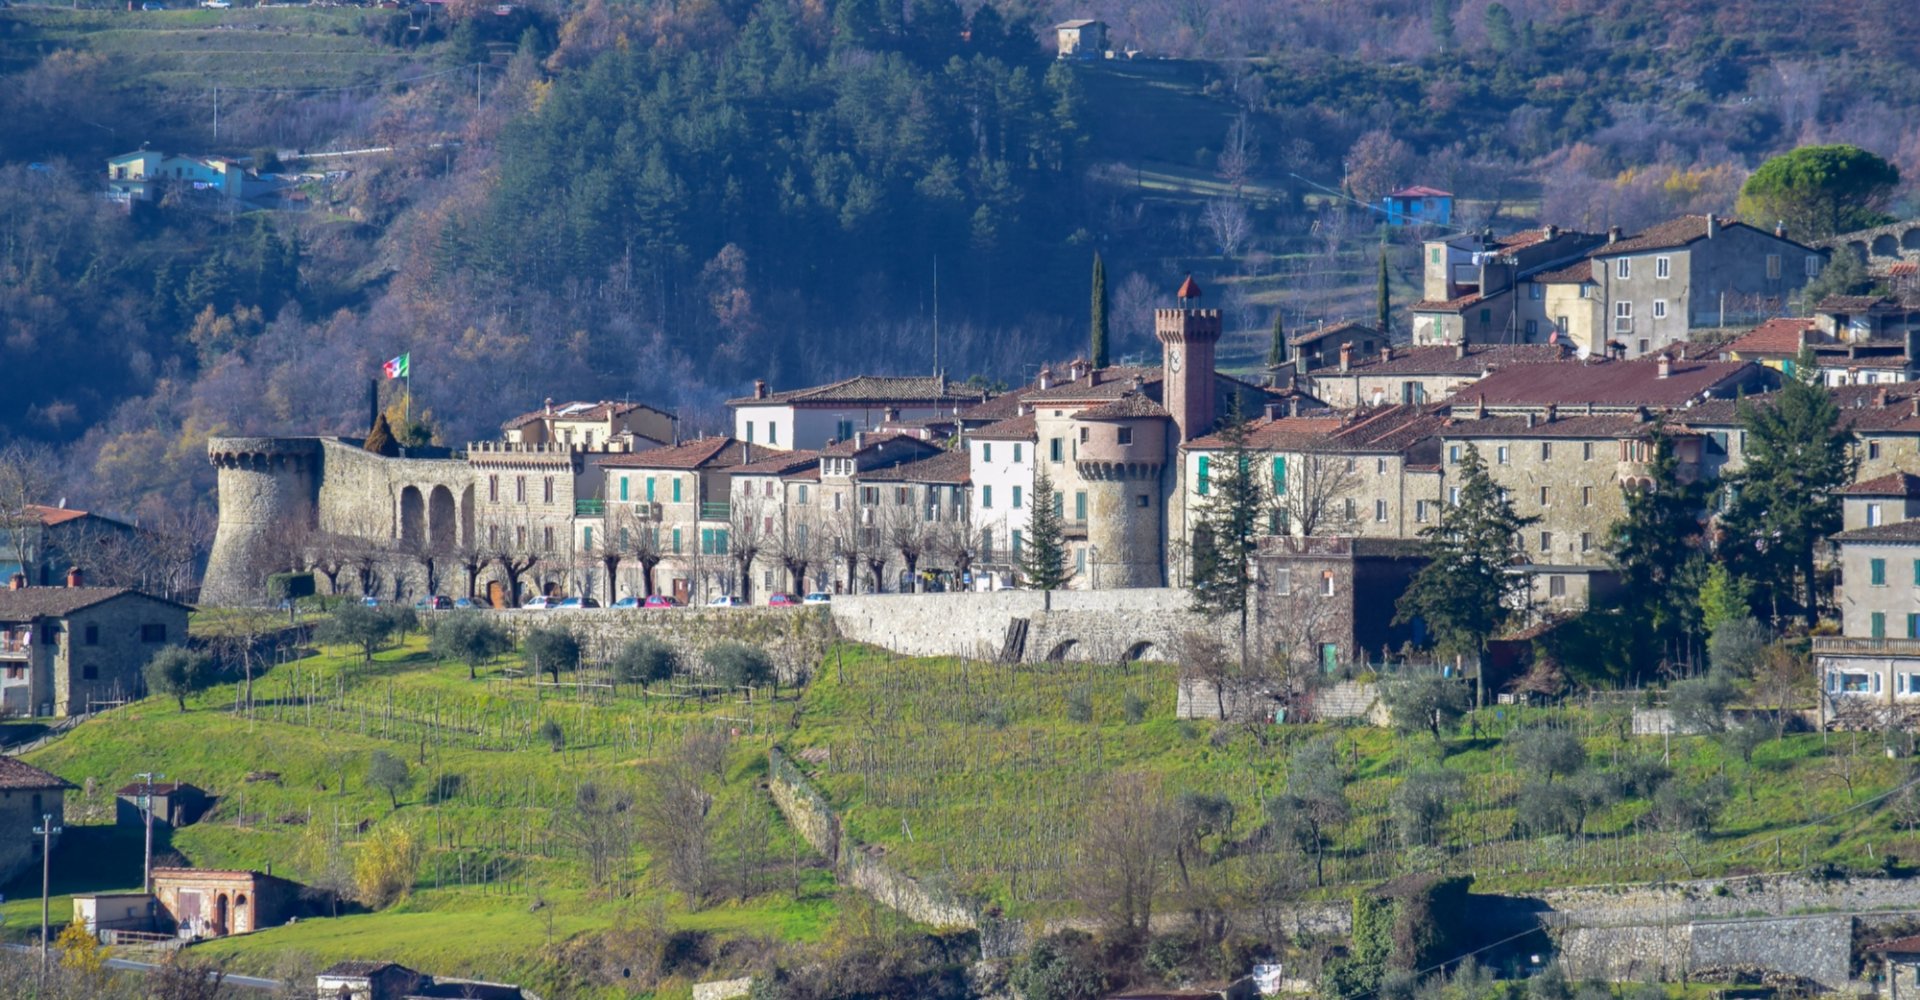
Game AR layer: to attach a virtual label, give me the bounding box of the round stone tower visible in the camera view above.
[203,437,320,606]
[1075,403,1168,588]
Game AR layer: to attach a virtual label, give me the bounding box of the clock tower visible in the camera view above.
[1155,274,1222,443]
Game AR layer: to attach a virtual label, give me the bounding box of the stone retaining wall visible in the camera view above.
[1556,914,1855,988]
[829,589,1223,663]
[438,607,838,683]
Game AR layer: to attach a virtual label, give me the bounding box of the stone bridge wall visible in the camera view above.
[829,589,1225,663]
[437,607,839,683]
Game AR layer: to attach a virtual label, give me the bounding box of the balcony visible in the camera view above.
[575,498,605,516]
[1813,636,1920,657]
[700,501,730,521]
[0,632,28,657]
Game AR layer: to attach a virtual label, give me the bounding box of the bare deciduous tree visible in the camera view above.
[1216,110,1260,195]
[1202,197,1253,258]
[635,731,728,907]
[1073,770,1179,933]
[1275,448,1364,537]
[559,780,637,897]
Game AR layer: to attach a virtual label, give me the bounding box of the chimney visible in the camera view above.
[883,407,900,424]
[1381,345,1393,364]
[1088,368,1103,387]
[853,431,866,450]
[1775,221,1787,240]
[1130,373,1144,391]
[65,568,82,588]
[1455,341,1468,360]
[753,379,768,400]
[1339,342,1353,373]
[1656,355,1672,379]
[1474,394,1487,419]
[1526,412,1536,429]
[1705,214,1718,238]
[1607,226,1622,245]
[1265,402,1283,421]
[1545,403,1557,423]
[7,574,22,591]
[1544,223,1559,240]
[1876,386,1890,409]
[544,397,554,415]
[1069,358,1089,382]
[1038,366,1054,391]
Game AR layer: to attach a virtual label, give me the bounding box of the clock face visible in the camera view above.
[1168,345,1183,373]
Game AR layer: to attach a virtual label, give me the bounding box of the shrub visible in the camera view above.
[1066,685,1093,723]
[704,642,774,690]
[1123,692,1147,725]
[613,636,678,689]
[429,613,511,680]
[539,718,565,751]
[1011,930,1108,1000]
[353,823,421,909]
[144,646,215,712]
[524,626,581,682]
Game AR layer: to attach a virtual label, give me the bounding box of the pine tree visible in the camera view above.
[1604,424,1710,677]
[1267,309,1286,370]
[1376,248,1391,337]
[1090,252,1109,369]
[1395,445,1534,672]
[1430,0,1455,50]
[1190,416,1268,667]
[1020,465,1071,590]
[1722,348,1855,627]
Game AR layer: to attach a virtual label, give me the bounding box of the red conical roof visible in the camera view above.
[1176,273,1202,300]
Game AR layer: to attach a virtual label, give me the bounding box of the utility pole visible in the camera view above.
[135,771,164,894]
[35,812,60,979]
[213,84,220,144]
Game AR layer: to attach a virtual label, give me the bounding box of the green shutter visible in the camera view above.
[672,479,682,503]
[583,527,592,550]
[1075,492,1087,520]
[1873,612,1887,639]
[619,477,628,501]
[1272,456,1287,494]
[1873,558,1888,586]
[1908,614,1919,640]
[646,477,655,502]
[671,529,681,553]
[1198,456,1211,495]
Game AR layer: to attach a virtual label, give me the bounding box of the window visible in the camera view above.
[1580,532,1591,552]
[1273,568,1291,595]
[1904,670,1920,693]
[1873,611,1887,639]
[1869,441,1883,461]
[1479,308,1491,324]
[1344,498,1357,520]
[1415,500,1430,523]
[543,526,554,550]
[1050,438,1064,462]
[1448,445,1461,464]
[1430,247,1441,264]
[1869,503,1884,526]
[1541,442,1552,461]
[1117,426,1133,446]
[1539,486,1551,506]
[516,526,526,548]
[1617,258,1631,279]
[1614,301,1633,332]
[1321,571,1336,596]
[769,423,777,445]
[488,475,499,502]
[140,624,166,643]
[1013,444,1023,462]
[1655,256,1670,279]
[583,526,593,551]
[1136,494,1149,508]
[1638,339,1649,354]
[489,525,499,547]
[1012,485,1023,508]
[1197,456,1211,495]
[798,484,809,505]
[671,528,682,553]
[1496,445,1510,464]
[1652,300,1667,319]
[1582,442,1594,461]
[1913,558,1920,586]
[1806,256,1822,277]
[745,421,755,443]
[1549,575,1566,598]
[672,479,682,503]
[1053,492,1064,518]
[1539,531,1552,552]
[83,625,97,646]
[1075,492,1087,521]
[543,477,555,504]
[1872,558,1889,586]
[1910,614,1920,640]
[1766,254,1781,280]
[81,665,97,680]
[1833,671,1874,693]
[1273,457,1288,494]
[1075,548,1086,574]
[895,487,910,506]
[982,486,994,509]
[1078,427,1089,444]
[982,443,992,462]
[765,480,775,498]
[1377,458,1388,475]
[618,477,629,501]
[515,476,527,503]
[1525,320,1538,337]
[1530,283,1544,300]
[1580,285,1593,299]
[1448,486,1461,505]
[980,529,994,561]
[1374,498,1388,522]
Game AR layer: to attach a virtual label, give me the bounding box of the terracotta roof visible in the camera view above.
[320,961,409,978]
[1188,416,1345,451]
[1388,185,1451,198]
[858,449,971,484]
[500,400,669,431]
[1289,320,1380,348]
[1842,472,1920,497]
[1074,393,1170,420]
[1681,384,1920,433]
[1816,295,1894,313]
[1533,260,1592,284]
[954,385,1030,422]
[20,505,91,527]
[732,450,821,476]
[1439,412,1664,439]
[1306,343,1565,377]
[594,437,744,470]
[114,781,197,797]
[726,375,974,407]
[1869,934,1920,954]
[1176,274,1201,299]
[1891,262,1919,277]
[1411,291,1485,313]
[1025,366,1162,405]
[0,757,73,791]
[1461,357,1765,409]
[1187,404,1446,456]
[1727,318,1817,356]
[0,586,186,620]
[971,414,1037,441]
[1835,520,1920,544]
[1591,215,1808,256]
[819,432,941,459]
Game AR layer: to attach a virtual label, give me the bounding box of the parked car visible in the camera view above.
[707,595,744,608]
[414,595,453,610]
[643,595,680,608]
[611,596,641,609]
[803,592,833,605]
[522,595,560,609]
[767,593,798,607]
[557,597,600,609]
[140,3,167,10]
[359,596,381,607]
[452,597,480,609]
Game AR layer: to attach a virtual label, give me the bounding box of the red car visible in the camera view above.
[767,593,798,607]
[643,594,680,608]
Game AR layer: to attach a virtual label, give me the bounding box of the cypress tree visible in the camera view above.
[1020,465,1071,591]
[1376,249,1391,337]
[1189,415,1267,668]
[1090,252,1109,369]
[1267,309,1286,370]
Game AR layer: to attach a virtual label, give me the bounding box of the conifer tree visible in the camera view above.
[1267,309,1286,370]
[1395,445,1533,676]
[1020,465,1071,590]
[1190,415,1267,667]
[1090,253,1109,369]
[1605,424,1709,675]
[1376,249,1391,337]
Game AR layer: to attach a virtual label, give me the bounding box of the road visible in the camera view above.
[0,941,282,991]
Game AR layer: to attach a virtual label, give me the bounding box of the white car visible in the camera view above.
[707,595,744,608]
[802,592,832,605]
[521,595,561,609]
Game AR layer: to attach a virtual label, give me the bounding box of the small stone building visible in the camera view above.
[114,780,207,830]
[0,757,72,885]
[72,892,155,935]
[0,579,191,717]
[1871,934,1920,1000]
[1054,19,1106,58]
[151,867,299,938]
[316,961,426,1000]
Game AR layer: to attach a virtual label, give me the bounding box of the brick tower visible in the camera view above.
[1154,274,1223,443]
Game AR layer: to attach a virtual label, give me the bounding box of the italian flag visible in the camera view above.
[383,353,410,379]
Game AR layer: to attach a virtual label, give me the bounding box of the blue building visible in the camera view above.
[1381,186,1453,227]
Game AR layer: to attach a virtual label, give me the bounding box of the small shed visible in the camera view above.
[115,781,207,830]
[1869,934,1920,999]
[72,892,155,935]
[1381,186,1453,227]
[1054,19,1107,59]
[151,866,300,938]
[317,961,425,1000]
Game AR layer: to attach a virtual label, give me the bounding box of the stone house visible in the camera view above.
[1724,313,1911,387]
[1301,342,1566,408]
[814,433,945,593]
[1536,215,1826,358]
[589,437,751,605]
[151,866,299,939]
[856,449,971,592]
[1457,352,1773,416]
[114,780,207,830]
[1053,18,1106,58]
[0,580,190,717]
[499,399,674,451]
[727,375,980,451]
[1411,226,1606,346]
[0,757,72,885]
[0,505,140,589]
[466,443,591,605]
[1868,933,1920,1000]
[1285,320,1384,374]
[726,449,826,597]
[1814,520,1920,721]
[316,961,426,1000]
[967,413,1035,591]
[1252,535,1425,674]
[1842,473,1920,532]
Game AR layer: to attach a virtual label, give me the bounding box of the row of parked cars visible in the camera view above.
[382,593,834,611]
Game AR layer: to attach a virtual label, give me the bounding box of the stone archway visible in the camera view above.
[1874,234,1899,257]
[1904,227,1920,251]
[399,486,425,547]
[214,893,230,936]
[1046,639,1079,662]
[1122,641,1157,663]
[428,485,457,551]
[233,893,250,934]
[459,484,476,548]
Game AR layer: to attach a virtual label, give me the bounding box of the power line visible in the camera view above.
[195,60,481,95]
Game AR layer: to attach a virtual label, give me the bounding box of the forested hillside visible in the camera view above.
[0,0,1918,522]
